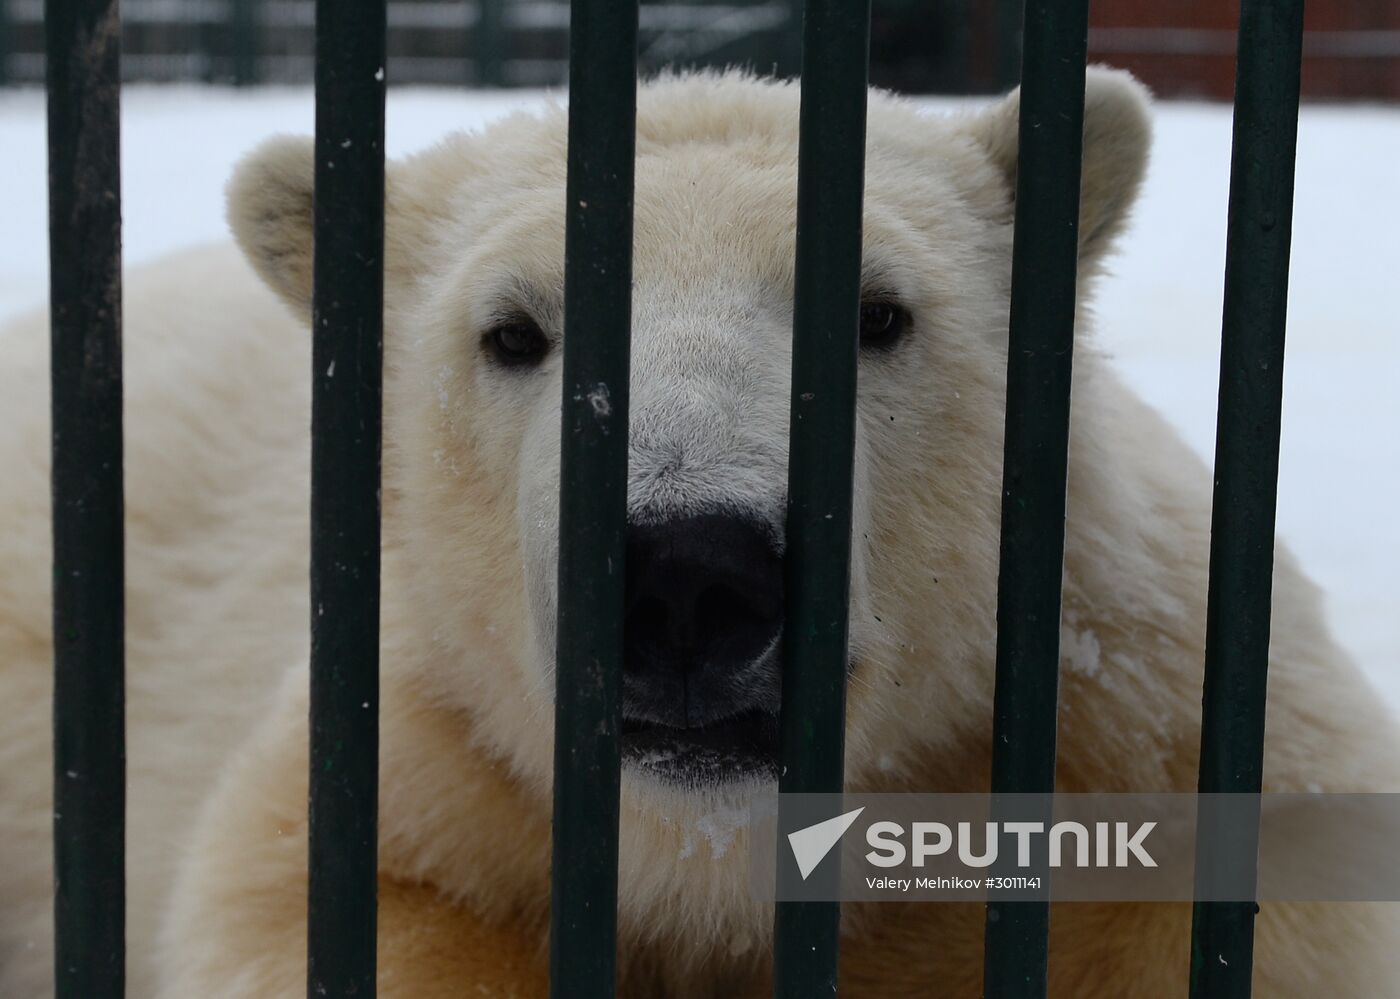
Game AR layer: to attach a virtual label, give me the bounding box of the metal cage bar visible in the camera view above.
[305,1,387,995]
[46,1,126,995]
[771,0,871,993]
[231,0,260,86]
[980,0,1089,994]
[1,0,12,86]
[1189,0,1305,993]
[476,0,504,85]
[548,0,638,993]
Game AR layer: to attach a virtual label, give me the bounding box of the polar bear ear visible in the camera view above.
[227,135,445,319]
[226,136,318,317]
[965,65,1151,267]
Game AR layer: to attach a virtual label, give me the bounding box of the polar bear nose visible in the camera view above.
[623,513,783,726]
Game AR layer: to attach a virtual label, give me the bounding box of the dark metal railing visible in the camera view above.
[40,0,1306,994]
[1189,0,1306,993]
[305,0,388,995]
[549,0,639,993]
[45,1,125,996]
[981,0,1089,994]
[771,0,871,993]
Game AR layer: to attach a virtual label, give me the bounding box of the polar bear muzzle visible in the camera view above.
[620,512,783,783]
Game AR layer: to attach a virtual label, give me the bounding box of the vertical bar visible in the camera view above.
[980,0,1088,995]
[46,0,125,995]
[1,0,11,87]
[995,0,1021,89]
[776,0,802,78]
[771,0,870,994]
[230,0,258,86]
[197,2,218,84]
[306,0,386,996]
[947,0,973,94]
[548,0,637,993]
[1189,0,1304,993]
[476,0,504,86]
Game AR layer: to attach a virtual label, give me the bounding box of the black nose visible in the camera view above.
[623,514,783,727]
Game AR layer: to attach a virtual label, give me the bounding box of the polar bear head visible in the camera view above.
[228,70,1149,813]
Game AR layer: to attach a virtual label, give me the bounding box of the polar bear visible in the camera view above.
[0,68,1396,997]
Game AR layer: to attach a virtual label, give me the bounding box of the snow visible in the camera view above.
[0,85,1395,708]
[1095,102,1400,711]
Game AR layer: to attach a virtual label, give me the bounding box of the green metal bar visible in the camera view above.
[777,0,803,78]
[306,1,386,996]
[230,0,258,86]
[980,0,1088,995]
[0,0,12,87]
[46,0,125,995]
[772,0,870,994]
[475,0,504,86]
[946,0,974,95]
[1189,0,1304,993]
[548,0,637,993]
[996,0,1021,89]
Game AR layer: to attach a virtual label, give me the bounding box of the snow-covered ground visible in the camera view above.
[1,85,1396,708]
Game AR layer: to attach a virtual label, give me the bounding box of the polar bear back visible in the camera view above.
[0,244,313,997]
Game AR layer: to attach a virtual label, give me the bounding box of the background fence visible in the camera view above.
[7,0,1399,96]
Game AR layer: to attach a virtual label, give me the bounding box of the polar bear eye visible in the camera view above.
[485,316,550,367]
[859,300,910,349]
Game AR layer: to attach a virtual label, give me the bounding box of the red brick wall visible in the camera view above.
[1087,0,1400,100]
